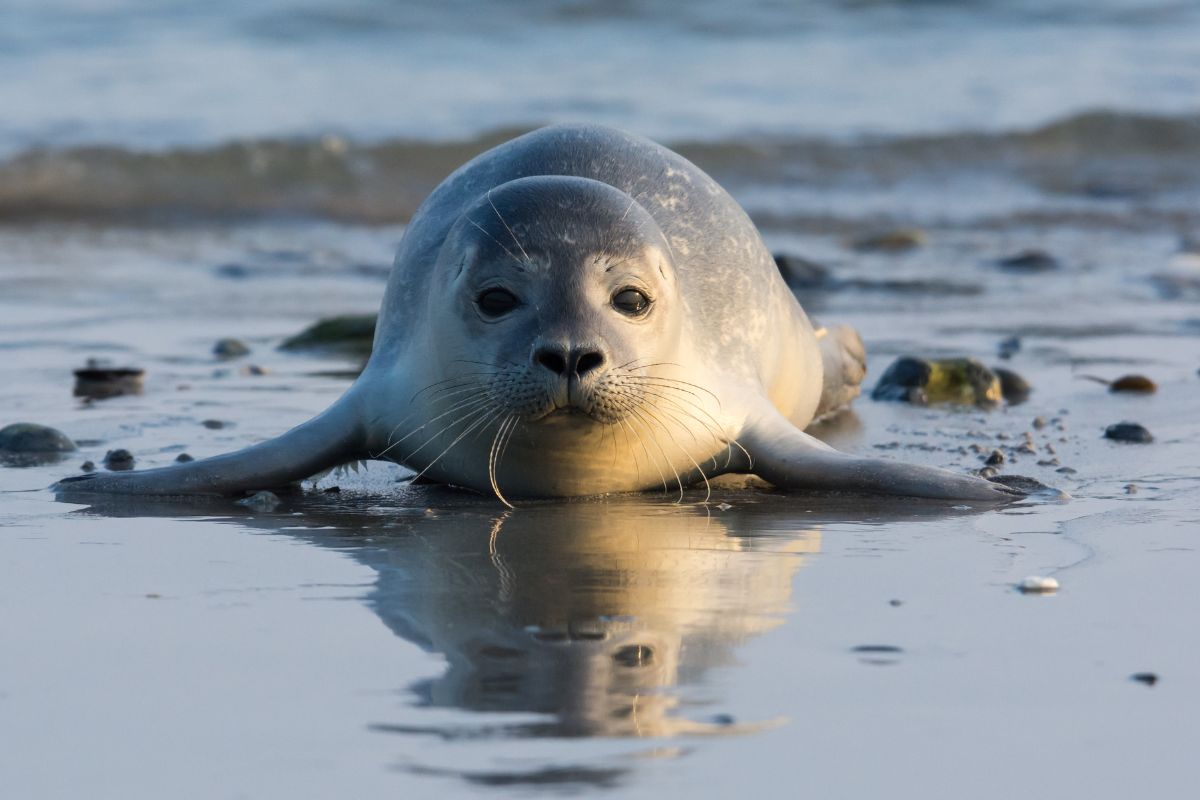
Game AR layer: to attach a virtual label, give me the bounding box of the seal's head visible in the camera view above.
[431,176,682,426]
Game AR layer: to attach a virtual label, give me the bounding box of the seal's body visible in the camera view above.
[59,125,1017,503]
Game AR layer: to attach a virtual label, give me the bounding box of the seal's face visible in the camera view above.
[433,177,684,429]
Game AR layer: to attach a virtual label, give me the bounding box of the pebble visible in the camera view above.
[0,423,77,453]
[1032,416,1047,430]
[103,449,135,470]
[80,460,95,472]
[1056,466,1077,474]
[1105,421,1153,443]
[236,490,282,512]
[213,338,251,359]
[995,249,1060,272]
[1037,458,1060,467]
[73,361,145,399]
[175,453,194,463]
[1017,442,1037,455]
[1017,576,1059,594]
[1131,672,1159,687]
[240,364,269,376]
[984,449,1005,466]
[998,335,1021,360]
[850,229,926,253]
[993,367,1032,404]
[1109,374,1157,394]
[1124,483,1139,495]
[202,419,227,430]
[773,253,831,289]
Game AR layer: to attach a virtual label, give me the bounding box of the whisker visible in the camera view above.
[487,189,533,265]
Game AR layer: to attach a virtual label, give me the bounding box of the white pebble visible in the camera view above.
[1017,576,1059,594]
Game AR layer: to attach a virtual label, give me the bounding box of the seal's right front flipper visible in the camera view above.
[742,408,1022,503]
[55,402,366,497]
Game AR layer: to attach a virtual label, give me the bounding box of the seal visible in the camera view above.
[58,124,1018,503]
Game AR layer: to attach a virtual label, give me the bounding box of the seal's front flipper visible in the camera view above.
[742,408,1021,502]
[55,402,365,497]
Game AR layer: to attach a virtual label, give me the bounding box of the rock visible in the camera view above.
[236,490,282,512]
[998,335,1021,359]
[871,357,1002,406]
[280,314,376,356]
[240,364,269,376]
[1109,374,1156,394]
[773,253,831,289]
[0,423,77,453]
[103,449,135,470]
[849,229,926,253]
[1056,466,1077,474]
[213,338,250,359]
[1017,576,1059,594]
[1105,422,1153,443]
[80,460,95,472]
[984,449,1005,466]
[1037,458,1060,467]
[1131,672,1159,687]
[201,419,227,430]
[993,367,1032,404]
[175,453,194,463]
[1017,442,1037,455]
[995,249,1060,272]
[73,361,145,399]
[1032,416,1047,429]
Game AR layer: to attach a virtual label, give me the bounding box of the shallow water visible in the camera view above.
[3,1,1200,797]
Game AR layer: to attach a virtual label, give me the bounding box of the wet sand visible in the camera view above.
[1,212,1197,797]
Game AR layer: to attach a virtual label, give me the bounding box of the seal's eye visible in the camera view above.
[477,288,519,317]
[612,288,650,316]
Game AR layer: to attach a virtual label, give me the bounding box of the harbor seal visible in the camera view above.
[58,124,1018,504]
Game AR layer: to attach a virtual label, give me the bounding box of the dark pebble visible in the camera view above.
[1131,672,1159,687]
[202,419,227,430]
[1032,416,1047,429]
[773,253,831,289]
[73,364,145,399]
[175,453,194,463]
[984,449,1006,466]
[80,460,95,472]
[1109,374,1156,394]
[280,314,377,356]
[1056,466,1078,474]
[213,338,251,359]
[993,367,1032,404]
[0,423,77,453]
[850,229,926,253]
[998,335,1021,360]
[995,249,1060,272]
[889,599,903,607]
[1105,422,1153,443]
[103,449,135,470]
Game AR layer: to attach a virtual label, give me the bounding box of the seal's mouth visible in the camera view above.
[535,403,597,422]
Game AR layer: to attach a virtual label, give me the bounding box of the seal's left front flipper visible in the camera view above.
[55,401,366,497]
[741,408,1022,503]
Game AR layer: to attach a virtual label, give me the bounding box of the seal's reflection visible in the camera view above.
[360,501,818,739]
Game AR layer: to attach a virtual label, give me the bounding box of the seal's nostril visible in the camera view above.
[535,349,567,375]
[575,350,604,376]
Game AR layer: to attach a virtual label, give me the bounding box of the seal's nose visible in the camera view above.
[533,346,604,377]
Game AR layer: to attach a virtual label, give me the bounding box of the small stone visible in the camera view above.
[175,453,194,463]
[236,490,281,512]
[889,599,903,607]
[773,253,831,289]
[1032,416,1047,430]
[850,229,926,253]
[201,419,227,430]
[995,250,1060,272]
[1017,442,1037,455]
[1017,576,1059,594]
[998,336,1021,360]
[0,423,77,453]
[1037,458,1060,467]
[993,367,1032,404]
[1105,422,1153,443]
[240,364,269,376]
[1109,374,1156,394]
[103,449,135,470]
[80,460,95,472]
[73,363,145,399]
[213,338,251,359]
[1044,443,1056,454]
[1131,672,1159,687]
[1056,466,1077,474]
[984,449,1005,466]
[1124,483,1139,494]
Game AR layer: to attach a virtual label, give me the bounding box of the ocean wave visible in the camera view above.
[1,111,1197,224]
